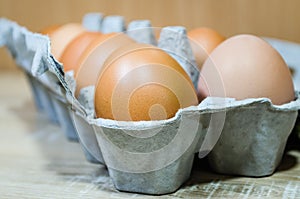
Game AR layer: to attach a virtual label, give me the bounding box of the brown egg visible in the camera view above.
[75,33,135,96]
[188,27,225,69]
[94,43,198,121]
[198,34,295,105]
[46,23,86,60]
[59,31,102,73]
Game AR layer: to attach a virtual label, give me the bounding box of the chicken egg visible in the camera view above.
[94,43,198,121]
[198,34,295,105]
[59,31,103,73]
[188,27,225,69]
[44,23,86,60]
[74,32,135,96]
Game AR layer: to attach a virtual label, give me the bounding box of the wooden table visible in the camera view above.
[0,70,299,199]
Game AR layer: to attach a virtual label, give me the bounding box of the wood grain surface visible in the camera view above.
[1,0,300,70]
[0,71,299,198]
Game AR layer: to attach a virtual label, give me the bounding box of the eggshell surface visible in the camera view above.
[94,43,198,121]
[60,31,102,73]
[75,33,135,96]
[198,34,295,105]
[188,27,225,69]
[47,23,86,60]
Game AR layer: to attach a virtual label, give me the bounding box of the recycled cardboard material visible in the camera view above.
[28,74,60,124]
[1,15,300,195]
[26,73,44,111]
[207,95,299,177]
[70,109,104,164]
[127,20,157,45]
[82,12,103,32]
[50,93,78,141]
[158,26,199,89]
[100,15,125,34]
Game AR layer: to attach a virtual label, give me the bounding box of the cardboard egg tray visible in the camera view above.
[1,14,300,195]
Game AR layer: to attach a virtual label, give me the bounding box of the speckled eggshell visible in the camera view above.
[94,43,198,121]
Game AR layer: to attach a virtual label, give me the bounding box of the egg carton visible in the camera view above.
[1,15,300,195]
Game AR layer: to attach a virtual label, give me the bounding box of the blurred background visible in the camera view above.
[1,0,300,70]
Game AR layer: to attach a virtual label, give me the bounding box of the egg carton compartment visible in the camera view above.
[26,73,60,124]
[1,15,300,195]
[69,108,104,164]
[47,89,104,162]
[28,69,83,141]
[50,92,79,141]
[25,72,45,112]
[36,71,102,160]
[207,95,299,176]
[34,71,82,141]
[65,84,103,161]
[91,108,205,195]
[70,86,210,194]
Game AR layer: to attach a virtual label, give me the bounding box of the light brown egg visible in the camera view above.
[59,31,103,73]
[74,33,135,96]
[46,23,86,60]
[188,27,225,70]
[94,43,198,121]
[198,34,295,105]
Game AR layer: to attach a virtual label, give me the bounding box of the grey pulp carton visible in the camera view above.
[25,73,44,111]
[90,96,299,193]
[1,15,300,195]
[207,95,299,177]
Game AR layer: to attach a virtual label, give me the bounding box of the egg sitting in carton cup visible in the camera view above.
[1,12,300,195]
